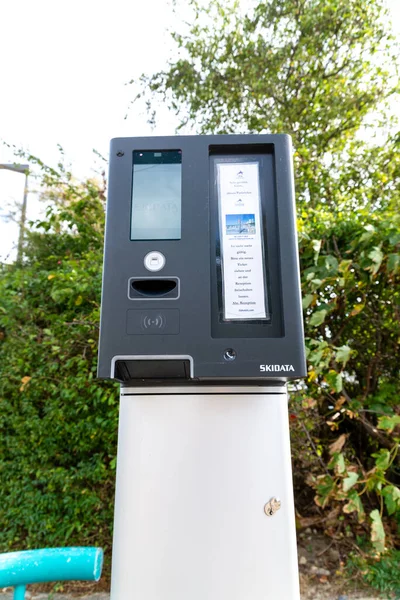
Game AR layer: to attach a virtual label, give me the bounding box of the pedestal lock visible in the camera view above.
[264,497,282,517]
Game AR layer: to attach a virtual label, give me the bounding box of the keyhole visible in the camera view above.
[264,497,281,517]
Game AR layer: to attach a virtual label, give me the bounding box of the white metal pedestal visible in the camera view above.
[111,386,300,600]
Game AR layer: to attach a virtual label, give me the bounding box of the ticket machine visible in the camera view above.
[98,134,306,600]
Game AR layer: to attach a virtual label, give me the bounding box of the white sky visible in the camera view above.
[0,0,399,261]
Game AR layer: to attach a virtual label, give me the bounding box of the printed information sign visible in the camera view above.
[217,162,268,320]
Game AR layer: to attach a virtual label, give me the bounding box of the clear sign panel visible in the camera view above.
[131,150,182,240]
[217,161,269,321]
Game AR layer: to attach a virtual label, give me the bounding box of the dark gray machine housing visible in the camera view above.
[98,134,306,384]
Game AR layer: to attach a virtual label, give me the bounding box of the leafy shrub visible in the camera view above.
[0,165,119,559]
[290,195,400,552]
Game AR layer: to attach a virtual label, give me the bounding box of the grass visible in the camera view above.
[347,548,400,599]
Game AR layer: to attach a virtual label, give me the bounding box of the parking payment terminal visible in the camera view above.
[98,135,306,600]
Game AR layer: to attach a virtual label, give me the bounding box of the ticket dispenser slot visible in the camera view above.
[114,358,191,382]
[129,277,179,300]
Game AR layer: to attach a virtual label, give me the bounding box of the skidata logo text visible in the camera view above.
[260,364,295,372]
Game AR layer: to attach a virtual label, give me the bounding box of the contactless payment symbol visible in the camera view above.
[142,314,166,330]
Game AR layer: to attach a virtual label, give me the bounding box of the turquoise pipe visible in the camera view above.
[0,547,103,588]
[13,586,26,600]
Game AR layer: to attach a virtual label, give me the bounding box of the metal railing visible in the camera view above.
[0,547,103,600]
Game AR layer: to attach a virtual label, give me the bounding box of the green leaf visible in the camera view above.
[312,239,322,264]
[334,373,343,393]
[343,471,359,492]
[337,452,346,474]
[324,255,339,275]
[370,509,385,553]
[336,344,352,366]
[310,278,323,288]
[368,246,384,275]
[309,309,327,327]
[329,452,346,475]
[302,294,315,309]
[359,226,375,243]
[382,485,400,516]
[343,489,365,522]
[377,415,400,433]
[373,449,390,470]
[315,475,335,507]
[387,253,400,273]
[339,259,352,273]
[350,302,365,317]
[325,370,343,393]
[389,233,400,245]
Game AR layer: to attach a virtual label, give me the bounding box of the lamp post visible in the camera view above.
[0,163,29,262]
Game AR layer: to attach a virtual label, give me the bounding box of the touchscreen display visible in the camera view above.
[131,150,182,240]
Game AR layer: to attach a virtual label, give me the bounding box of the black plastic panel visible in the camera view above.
[98,134,306,383]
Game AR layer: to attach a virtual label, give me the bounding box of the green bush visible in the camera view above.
[0,168,118,557]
